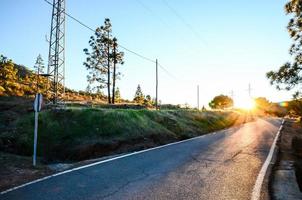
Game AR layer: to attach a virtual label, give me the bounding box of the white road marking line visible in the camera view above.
[1,127,234,195]
[251,119,285,200]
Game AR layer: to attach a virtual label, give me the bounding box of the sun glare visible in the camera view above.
[236,98,255,110]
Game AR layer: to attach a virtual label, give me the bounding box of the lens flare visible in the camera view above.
[279,102,288,107]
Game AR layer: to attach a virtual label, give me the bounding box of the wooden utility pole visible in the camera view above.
[112,38,117,104]
[197,85,200,110]
[156,59,158,110]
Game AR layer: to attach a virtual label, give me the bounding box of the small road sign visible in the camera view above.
[33,93,43,166]
[33,93,43,112]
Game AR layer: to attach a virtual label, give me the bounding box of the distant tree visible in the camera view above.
[209,95,233,109]
[0,55,8,63]
[115,87,122,103]
[133,84,144,104]
[33,54,45,93]
[144,94,153,107]
[254,97,271,110]
[267,0,302,98]
[34,54,45,74]
[268,103,288,117]
[202,105,207,112]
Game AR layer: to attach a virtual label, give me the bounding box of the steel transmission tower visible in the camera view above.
[47,0,66,105]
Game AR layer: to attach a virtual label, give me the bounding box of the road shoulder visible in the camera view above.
[270,119,302,199]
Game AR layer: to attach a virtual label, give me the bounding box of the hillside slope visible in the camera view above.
[1,107,252,162]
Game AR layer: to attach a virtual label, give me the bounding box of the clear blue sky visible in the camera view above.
[1,0,293,107]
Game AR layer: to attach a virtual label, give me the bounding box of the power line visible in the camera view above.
[161,0,207,46]
[135,0,203,56]
[158,63,180,81]
[43,0,190,85]
[118,44,156,64]
[136,0,170,28]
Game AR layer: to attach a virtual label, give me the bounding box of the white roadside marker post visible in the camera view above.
[33,93,43,167]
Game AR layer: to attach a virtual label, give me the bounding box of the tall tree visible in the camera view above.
[133,84,145,104]
[112,37,124,104]
[83,26,107,97]
[267,0,302,97]
[209,95,233,109]
[103,18,112,104]
[84,18,124,104]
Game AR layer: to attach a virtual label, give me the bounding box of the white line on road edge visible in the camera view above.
[1,126,237,195]
[251,118,285,200]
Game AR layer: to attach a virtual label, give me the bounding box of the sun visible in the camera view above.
[235,98,255,110]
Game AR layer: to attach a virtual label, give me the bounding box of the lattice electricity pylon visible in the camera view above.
[47,0,66,106]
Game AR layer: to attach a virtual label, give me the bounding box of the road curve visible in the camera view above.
[1,118,282,200]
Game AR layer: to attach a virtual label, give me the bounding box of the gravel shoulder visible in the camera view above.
[270,119,302,199]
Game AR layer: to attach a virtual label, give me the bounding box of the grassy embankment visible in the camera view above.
[0,98,252,162]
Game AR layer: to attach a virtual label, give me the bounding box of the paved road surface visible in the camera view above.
[1,118,282,200]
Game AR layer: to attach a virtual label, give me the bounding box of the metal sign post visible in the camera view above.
[33,93,43,166]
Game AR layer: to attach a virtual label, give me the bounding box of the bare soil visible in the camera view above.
[0,152,52,192]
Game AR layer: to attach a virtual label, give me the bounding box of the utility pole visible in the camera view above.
[248,83,252,98]
[156,59,158,110]
[47,0,66,106]
[197,85,200,110]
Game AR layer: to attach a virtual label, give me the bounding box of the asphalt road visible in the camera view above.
[1,118,282,200]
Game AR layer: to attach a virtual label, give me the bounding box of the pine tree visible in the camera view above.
[112,38,124,104]
[84,18,124,104]
[34,54,45,74]
[34,54,45,93]
[115,87,122,103]
[133,84,144,104]
[83,25,107,98]
[103,18,112,104]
